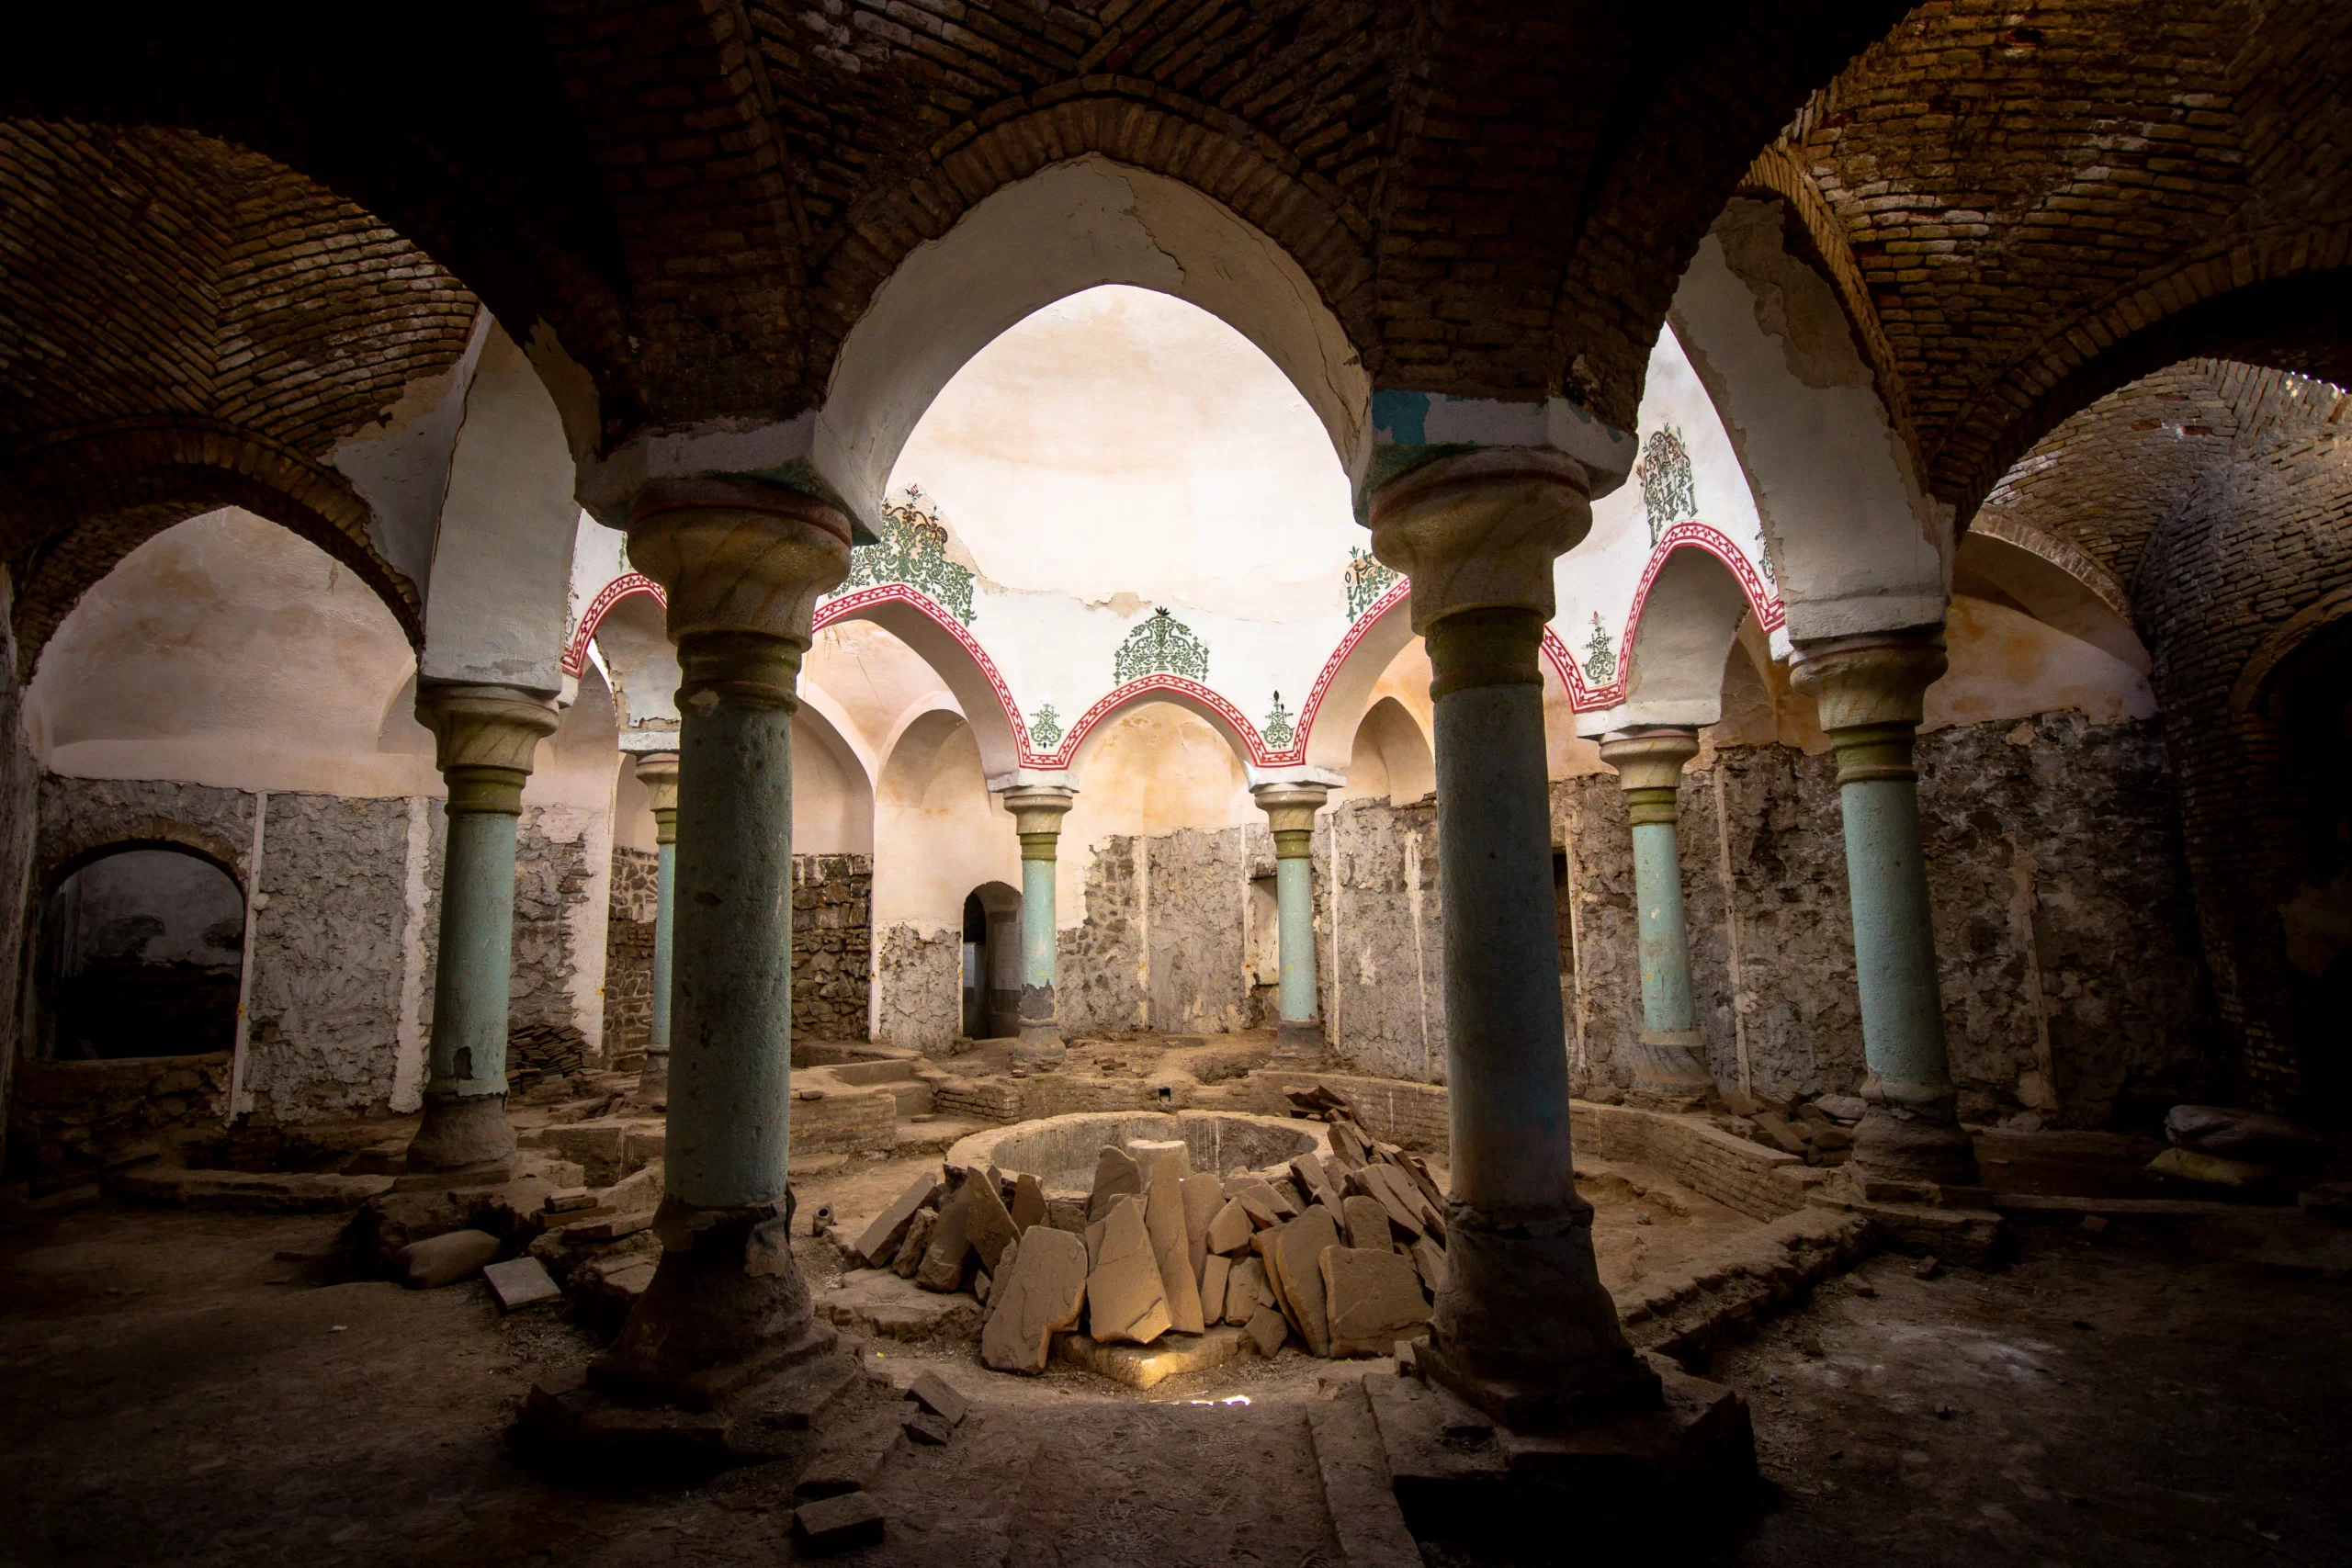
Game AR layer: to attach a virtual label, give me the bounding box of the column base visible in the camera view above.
[1012,1020,1066,1066]
[1423,1199,1660,1431]
[1855,1077,1979,1185]
[1626,1029,1713,1106]
[403,1090,515,1172]
[637,1047,671,1110]
[1272,1018,1327,1061]
[589,1196,836,1411]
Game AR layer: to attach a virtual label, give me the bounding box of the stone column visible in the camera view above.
[633,750,680,1109]
[1368,448,1655,1427]
[1789,629,1976,1186]
[404,683,558,1173]
[591,479,851,1406]
[1597,728,1713,1104]
[1252,782,1331,1057]
[1001,784,1077,1062]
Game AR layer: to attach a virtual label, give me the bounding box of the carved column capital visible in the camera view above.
[1598,727,1701,826]
[414,682,560,814]
[1251,782,1330,857]
[633,751,680,844]
[1365,446,1594,635]
[1001,784,1077,858]
[1787,630,1947,784]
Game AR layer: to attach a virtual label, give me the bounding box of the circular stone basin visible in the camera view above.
[946,1110,1330,1197]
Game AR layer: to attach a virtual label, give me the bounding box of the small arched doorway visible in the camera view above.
[39,846,245,1060]
[962,882,1022,1041]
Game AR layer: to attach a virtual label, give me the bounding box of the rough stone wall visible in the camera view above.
[1145,827,1251,1035]
[1059,836,1145,1033]
[1564,716,2211,1127]
[5,1052,231,1181]
[603,847,658,1064]
[1320,798,1446,1083]
[511,805,601,1064]
[793,853,871,1043]
[874,922,959,1055]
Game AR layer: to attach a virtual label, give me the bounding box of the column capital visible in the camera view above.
[1365,446,1594,634]
[624,478,854,711]
[414,682,560,814]
[1598,727,1700,826]
[1788,629,1947,784]
[633,751,681,843]
[1253,780,1330,857]
[1000,784,1076,858]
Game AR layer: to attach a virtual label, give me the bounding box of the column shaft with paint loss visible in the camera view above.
[593,480,851,1405]
[633,751,680,1108]
[1790,630,1977,1186]
[404,684,558,1172]
[1368,447,1656,1428]
[1252,782,1331,1057]
[1598,728,1713,1102]
[1001,784,1076,1059]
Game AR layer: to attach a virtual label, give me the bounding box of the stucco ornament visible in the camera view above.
[1113,607,1210,683]
[1582,613,1619,683]
[1343,546,1401,620]
[1028,701,1064,749]
[1634,425,1696,547]
[1261,691,1295,750]
[831,484,977,624]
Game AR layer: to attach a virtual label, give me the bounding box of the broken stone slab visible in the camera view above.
[792,1491,887,1552]
[1327,1120,1370,1171]
[543,1187,596,1213]
[915,1185,976,1292]
[1320,1246,1434,1358]
[1084,1193,1171,1344]
[1244,1306,1289,1357]
[1350,1164,1429,1239]
[1181,1172,1223,1276]
[1205,1197,1255,1255]
[1306,1380,1426,1568]
[1088,1145,1142,1222]
[890,1207,939,1279]
[1815,1094,1868,1123]
[1226,1255,1270,1325]
[1410,1235,1449,1296]
[1270,1178,1308,1218]
[1343,1194,1394,1252]
[1291,1151,1344,1211]
[797,1411,906,1498]
[1132,1140,1206,1335]
[908,1370,970,1427]
[1230,1182,1285,1227]
[1056,1325,1249,1389]
[483,1255,563,1312]
[902,1408,954,1445]
[1010,1173,1047,1234]
[597,1163,663,1217]
[854,1172,943,1269]
[394,1228,502,1289]
[560,1211,653,1243]
[964,1168,1021,1274]
[1200,1253,1231,1324]
[1266,1208,1342,1357]
[981,1225,1090,1374]
[819,1269,984,1345]
[113,1168,395,1213]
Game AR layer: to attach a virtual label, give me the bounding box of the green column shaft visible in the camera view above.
[650,838,676,1058]
[665,648,797,1212]
[1276,850,1318,1023]
[1630,818,1696,1036]
[426,806,519,1095]
[1020,849,1057,990]
[1838,774,1948,1089]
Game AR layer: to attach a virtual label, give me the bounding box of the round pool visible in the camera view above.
[945,1110,1329,1196]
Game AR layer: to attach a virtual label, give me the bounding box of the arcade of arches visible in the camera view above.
[3,7,2350,1563]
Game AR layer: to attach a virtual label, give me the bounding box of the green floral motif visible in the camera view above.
[1113,607,1210,684]
[1343,547,1400,620]
[1582,613,1618,684]
[1261,691,1295,750]
[833,484,977,623]
[1757,532,1778,584]
[1028,702,1063,750]
[1634,425,1696,547]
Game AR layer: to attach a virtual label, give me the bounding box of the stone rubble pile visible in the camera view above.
[841,1108,1450,1377]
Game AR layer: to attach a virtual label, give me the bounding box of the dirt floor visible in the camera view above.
[2,1201,2346,1566]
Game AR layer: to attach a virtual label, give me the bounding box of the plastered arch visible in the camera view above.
[813,154,1371,528]
[1668,197,1951,643]
[1586,544,1760,733]
[814,586,1024,783]
[1299,584,1417,773]
[1063,684,1261,790]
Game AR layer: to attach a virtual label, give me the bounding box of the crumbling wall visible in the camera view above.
[875,921,959,1054]
[5,1053,231,1180]
[511,804,603,1064]
[1145,826,1250,1033]
[793,853,871,1042]
[1321,797,1445,1083]
[1059,835,1145,1032]
[603,847,658,1064]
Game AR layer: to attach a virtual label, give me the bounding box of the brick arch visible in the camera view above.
[5,419,419,675]
[1937,244,2352,521]
[36,825,250,905]
[807,92,1378,399]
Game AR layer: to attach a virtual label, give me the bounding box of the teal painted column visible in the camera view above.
[405,683,557,1173]
[593,479,852,1406]
[1598,728,1713,1102]
[632,750,680,1108]
[1001,784,1077,1062]
[1368,446,1655,1429]
[1252,781,1331,1058]
[1790,629,1977,1186]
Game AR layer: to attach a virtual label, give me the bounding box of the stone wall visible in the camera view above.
[511,804,605,1065]
[793,853,872,1043]
[5,1052,232,1181]
[602,846,658,1065]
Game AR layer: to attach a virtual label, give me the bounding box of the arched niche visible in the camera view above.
[795,701,876,856]
[1599,545,1759,733]
[1341,697,1435,807]
[37,844,245,1062]
[813,155,1371,528]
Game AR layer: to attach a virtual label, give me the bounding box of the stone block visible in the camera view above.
[1010,1172,1047,1234]
[965,1169,1020,1274]
[1291,1151,1344,1210]
[1320,1247,1433,1358]
[903,1409,953,1445]
[854,1172,941,1268]
[981,1225,1089,1374]
[908,1370,970,1427]
[1088,1145,1142,1222]
[1056,1325,1249,1389]
[483,1255,562,1312]
[1245,1306,1289,1357]
[1132,1140,1205,1335]
[1267,1209,1342,1357]
[1085,1193,1170,1344]
[1307,1381,1425,1568]
[1206,1197,1255,1254]
[1200,1252,1231,1324]
[792,1492,887,1552]
[891,1207,939,1278]
[797,1412,905,1497]
[1343,1193,1393,1252]
[1226,1255,1270,1325]
[1410,1236,1450,1295]
[1181,1172,1223,1273]
[394,1228,501,1289]
[915,1185,977,1293]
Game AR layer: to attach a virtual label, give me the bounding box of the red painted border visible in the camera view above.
[563,572,665,677]
[1560,522,1784,713]
[811,583,1035,763]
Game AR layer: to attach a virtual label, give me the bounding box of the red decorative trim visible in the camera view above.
[1276,579,1410,768]
[564,573,665,677]
[1563,522,1785,713]
[1039,673,1278,771]
[812,584,1034,762]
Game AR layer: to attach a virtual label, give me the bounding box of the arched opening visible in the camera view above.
[1342,697,1435,807]
[38,847,244,1061]
[962,882,1022,1041]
